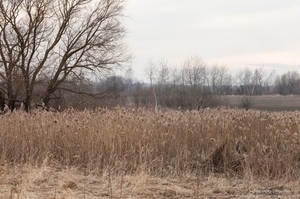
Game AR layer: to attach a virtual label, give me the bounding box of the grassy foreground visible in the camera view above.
[1,107,300,198]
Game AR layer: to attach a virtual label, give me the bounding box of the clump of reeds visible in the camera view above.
[1,107,300,180]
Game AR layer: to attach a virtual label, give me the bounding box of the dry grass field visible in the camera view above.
[1,107,300,198]
[226,95,300,111]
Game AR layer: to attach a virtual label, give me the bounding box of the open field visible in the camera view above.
[1,107,300,198]
[225,95,300,112]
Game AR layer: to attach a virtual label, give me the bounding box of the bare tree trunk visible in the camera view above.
[0,91,4,111]
[24,95,31,112]
[43,90,52,110]
[7,81,16,112]
[8,99,15,112]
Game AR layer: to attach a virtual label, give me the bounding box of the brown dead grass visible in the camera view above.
[1,106,300,198]
[1,163,300,199]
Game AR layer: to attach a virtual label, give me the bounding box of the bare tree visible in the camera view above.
[0,2,24,111]
[252,67,266,95]
[144,60,158,110]
[144,60,157,86]
[275,71,300,95]
[283,71,300,94]
[183,56,206,88]
[181,56,211,109]
[235,68,255,110]
[0,0,129,111]
[262,69,276,94]
[157,59,170,85]
[236,67,270,110]
[208,65,231,95]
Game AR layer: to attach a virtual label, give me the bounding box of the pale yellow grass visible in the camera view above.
[1,163,300,199]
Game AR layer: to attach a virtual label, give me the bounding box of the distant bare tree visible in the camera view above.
[262,69,276,94]
[236,68,255,110]
[144,60,158,110]
[284,71,299,94]
[157,59,170,85]
[208,65,231,95]
[236,67,271,110]
[183,56,206,88]
[144,60,157,86]
[252,67,267,95]
[170,67,179,85]
[181,56,212,109]
[275,71,300,95]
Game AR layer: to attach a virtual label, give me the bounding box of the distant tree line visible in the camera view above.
[59,57,295,112]
[128,57,300,111]
[275,71,300,95]
[1,54,300,112]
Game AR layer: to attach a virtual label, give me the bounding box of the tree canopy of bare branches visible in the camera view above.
[0,0,129,111]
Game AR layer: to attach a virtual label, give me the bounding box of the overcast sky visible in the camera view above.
[124,0,300,80]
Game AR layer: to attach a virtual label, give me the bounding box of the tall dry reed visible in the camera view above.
[1,107,300,180]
